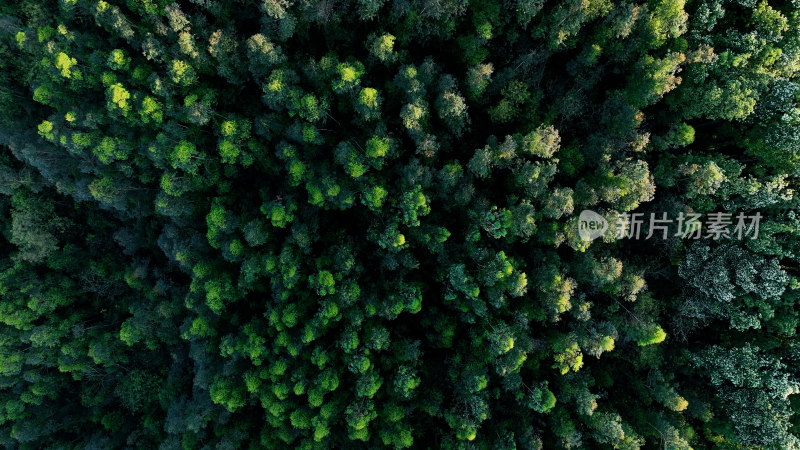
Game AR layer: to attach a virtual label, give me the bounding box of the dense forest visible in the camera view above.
[1,0,799,447]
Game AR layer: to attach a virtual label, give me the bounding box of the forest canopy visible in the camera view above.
[1,0,800,448]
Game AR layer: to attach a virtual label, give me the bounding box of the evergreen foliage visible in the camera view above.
[0,0,799,447]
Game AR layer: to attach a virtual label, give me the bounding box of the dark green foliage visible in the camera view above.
[0,0,799,448]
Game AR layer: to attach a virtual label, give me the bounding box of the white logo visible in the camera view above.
[578,210,609,241]
[577,209,761,241]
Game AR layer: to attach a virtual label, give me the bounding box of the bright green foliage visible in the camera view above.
[333,62,365,93]
[635,324,667,346]
[37,120,54,141]
[520,125,560,158]
[356,87,381,120]
[363,185,387,209]
[311,270,336,296]
[106,83,131,113]
[54,52,76,78]
[210,376,246,412]
[170,140,200,173]
[107,49,130,71]
[169,60,196,86]
[365,136,389,159]
[139,96,162,124]
[552,338,584,374]
[370,33,396,62]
